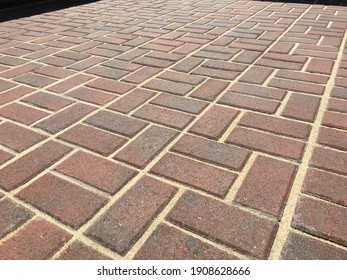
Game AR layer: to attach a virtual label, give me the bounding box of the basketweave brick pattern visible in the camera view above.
[0,0,346,260]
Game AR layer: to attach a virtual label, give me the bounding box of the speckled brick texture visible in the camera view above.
[0,0,346,260]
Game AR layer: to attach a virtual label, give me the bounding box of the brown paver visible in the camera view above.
[1,0,346,260]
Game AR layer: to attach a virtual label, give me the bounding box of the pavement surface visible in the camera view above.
[0,0,346,260]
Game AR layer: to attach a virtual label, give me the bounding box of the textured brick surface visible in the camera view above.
[56,151,137,195]
[17,174,108,229]
[135,224,237,260]
[0,141,71,191]
[292,196,347,247]
[115,126,178,169]
[0,219,71,260]
[86,176,177,255]
[0,0,346,260]
[151,153,237,198]
[235,156,297,218]
[168,191,278,259]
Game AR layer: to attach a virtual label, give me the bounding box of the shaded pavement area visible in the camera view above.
[0,0,346,260]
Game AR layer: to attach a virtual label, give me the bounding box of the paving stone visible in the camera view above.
[310,147,347,176]
[0,219,71,260]
[168,191,278,259]
[135,224,237,260]
[86,176,177,255]
[0,122,47,152]
[57,241,111,260]
[281,232,347,260]
[67,87,116,105]
[151,153,237,198]
[292,196,347,247]
[17,174,107,229]
[235,156,297,218]
[115,126,178,169]
[22,92,73,111]
[55,151,137,195]
[0,150,13,166]
[0,103,49,125]
[0,199,34,239]
[85,110,148,137]
[189,105,239,140]
[0,141,71,191]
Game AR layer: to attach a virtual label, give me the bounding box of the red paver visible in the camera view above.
[151,153,237,198]
[292,196,347,247]
[0,199,34,239]
[135,224,237,260]
[0,219,71,260]
[17,174,107,229]
[55,151,137,195]
[168,191,278,259]
[0,122,47,152]
[115,126,178,169]
[86,176,177,255]
[235,156,297,219]
[1,0,346,260]
[0,141,71,191]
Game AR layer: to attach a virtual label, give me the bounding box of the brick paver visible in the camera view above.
[0,0,346,260]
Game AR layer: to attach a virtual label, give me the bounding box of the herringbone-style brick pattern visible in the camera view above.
[0,0,346,260]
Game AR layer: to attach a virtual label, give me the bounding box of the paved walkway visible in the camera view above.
[0,0,346,260]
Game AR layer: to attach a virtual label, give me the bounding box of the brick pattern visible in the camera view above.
[1,0,347,260]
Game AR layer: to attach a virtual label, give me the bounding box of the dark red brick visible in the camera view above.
[134,57,174,68]
[306,58,334,75]
[268,78,325,95]
[22,92,73,111]
[0,103,49,125]
[0,122,47,152]
[67,87,116,105]
[0,86,34,106]
[233,50,262,64]
[14,73,56,88]
[102,59,142,71]
[86,78,135,94]
[135,224,237,260]
[17,174,107,229]
[239,66,273,85]
[86,176,177,255]
[115,126,178,169]
[55,151,137,194]
[227,127,305,161]
[256,58,304,70]
[172,134,250,171]
[39,56,74,67]
[230,83,286,101]
[269,42,295,54]
[122,66,161,84]
[133,104,194,130]
[0,199,34,239]
[47,74,93,93]
[0,56,28,66]
[281,232,347,260]
[35,103,96,134]
[219,92,280,114]
[34,65,75,79]
[310,147,347,176]
[108,89,156,114]
[192,67,239,80]
[86,66,129,80]
[235,156,297,218]
[117,49,149,61]
[57,241,111,260]
[0,219,71,260]
[292,196,347,247]
[190,79,229,101]
[58,124,127,156]
[318,127,347,151]
[158,71,205,86]
[151,153,236,198]
[167,191,278,259]
[0,141,71,191]
[276,70,329,84]
[68,56,106,71]
[171,57,204,73]
[322,111,347,130]
[302,168,347,207]
[239,112,311,140]
[143,79,193,96]
[189,105,239,140]
[85,110,148,137]
[328,98,347,114]
[150,94,208,114]
[282,93,321,123]
[0,150,13,165]
[0,80,16,92]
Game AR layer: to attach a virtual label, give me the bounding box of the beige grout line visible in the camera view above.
[275,90,292,117]
[269,28,347,259]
